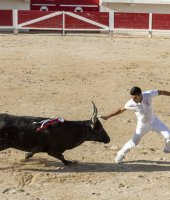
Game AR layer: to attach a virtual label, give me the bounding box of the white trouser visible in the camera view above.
[120,117,170,155]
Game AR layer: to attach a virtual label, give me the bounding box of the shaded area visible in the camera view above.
[1,159,170,173]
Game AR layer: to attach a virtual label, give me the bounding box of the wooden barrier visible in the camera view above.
[114,13,149,29]
[1,10,170,36]
[18,11,63,30]
[64,12,109,30]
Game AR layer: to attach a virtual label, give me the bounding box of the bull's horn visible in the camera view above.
[91,101,98,124]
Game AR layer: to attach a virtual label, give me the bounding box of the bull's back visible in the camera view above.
[0,113,46,125]
[0,114,87,153]
[0,114,48,151]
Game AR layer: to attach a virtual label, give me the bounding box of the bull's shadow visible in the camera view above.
[17,159,170,173]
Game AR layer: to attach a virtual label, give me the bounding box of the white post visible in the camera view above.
[109,11,114,37]
[149,13,152,38]
[99,0,102,12]
[62,11,65,36]
[13,9,18,35]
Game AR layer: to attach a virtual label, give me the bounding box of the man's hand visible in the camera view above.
[101,107,126,121]
[158,90,170,96]
[101,116,110,121]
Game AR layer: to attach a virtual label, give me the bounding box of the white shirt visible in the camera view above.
[124,90,158,124]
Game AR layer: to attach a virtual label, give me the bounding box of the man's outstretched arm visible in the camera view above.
[101,107,126,120]
[158,90,170,96]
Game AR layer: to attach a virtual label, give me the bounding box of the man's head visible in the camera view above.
[130,86,142,103]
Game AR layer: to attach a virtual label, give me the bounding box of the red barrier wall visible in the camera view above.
[114,13,149,29]
[0,10,13,26]
[152,14,170,30]
[1,10,170,31]
[18,11,62,28]
[61,0,99,3]
[65,12,109,29]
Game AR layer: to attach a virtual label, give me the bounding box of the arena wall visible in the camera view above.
[101,1,170,14]
[0,0,30,10]
[1,10,170,33]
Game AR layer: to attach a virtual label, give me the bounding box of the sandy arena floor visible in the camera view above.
[0,33,170,200]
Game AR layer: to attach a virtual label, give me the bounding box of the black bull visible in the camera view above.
[0,103,110,166]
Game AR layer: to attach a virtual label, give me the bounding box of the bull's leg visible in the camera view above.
[48,152,78,166]
[24,146,45,160]
[25,152,34,160]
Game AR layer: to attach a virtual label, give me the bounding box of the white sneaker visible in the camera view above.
[164,141,170,153]
[163,148,170,153]
[115,151,125,163]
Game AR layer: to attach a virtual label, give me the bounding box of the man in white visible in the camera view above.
[101,87,170,163]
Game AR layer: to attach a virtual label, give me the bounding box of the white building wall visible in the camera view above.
[101,3,170,13]
[0,0,30,10]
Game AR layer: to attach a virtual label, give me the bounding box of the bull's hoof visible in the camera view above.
[65,160,78,166]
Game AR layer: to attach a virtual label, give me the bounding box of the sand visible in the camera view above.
[0,33,170,200]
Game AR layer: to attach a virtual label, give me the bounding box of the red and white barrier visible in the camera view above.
[64,12,109,30]
[18,10,63,30]
[1,10,170,36]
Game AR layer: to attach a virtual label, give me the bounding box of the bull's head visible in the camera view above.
[89,102,110,144]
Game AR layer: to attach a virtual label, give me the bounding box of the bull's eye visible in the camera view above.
[93,126,102,131]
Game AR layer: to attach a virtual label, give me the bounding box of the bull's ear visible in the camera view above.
[90,120,95,129]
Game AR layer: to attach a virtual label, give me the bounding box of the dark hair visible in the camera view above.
[130,86,142,95]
